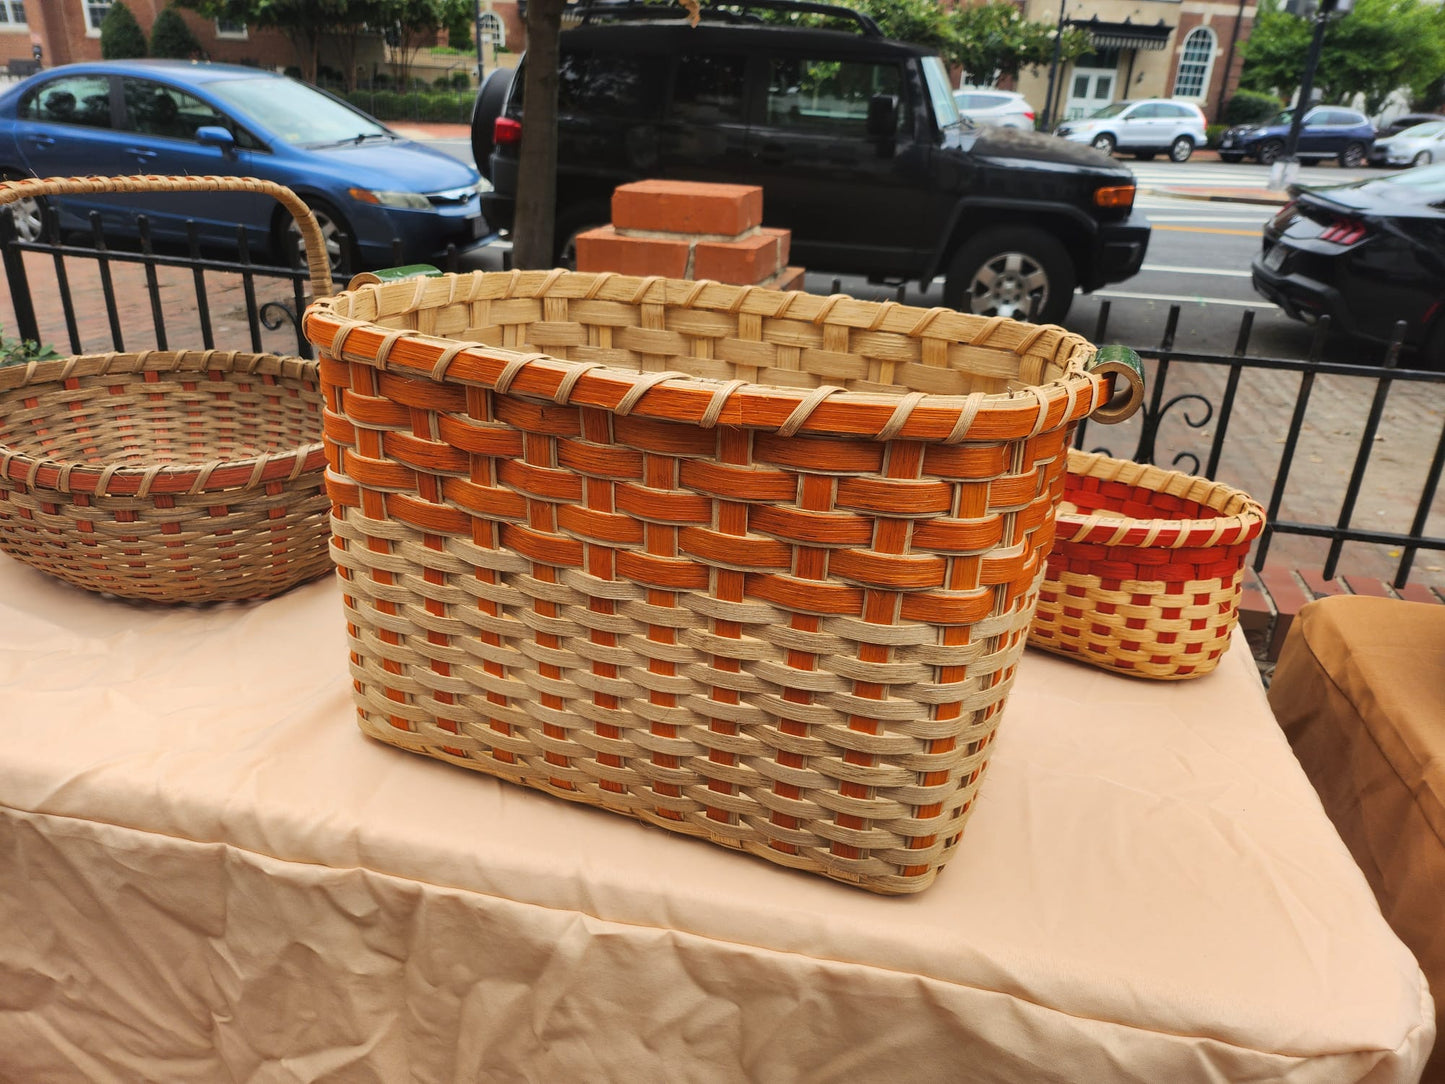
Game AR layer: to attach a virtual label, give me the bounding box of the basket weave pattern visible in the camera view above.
[1029,450,1266,680]
[305,269,1130,893]
[0,351,331,601]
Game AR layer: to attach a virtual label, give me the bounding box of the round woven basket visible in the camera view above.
[0,175,335,602]
[1029,450,1267,680]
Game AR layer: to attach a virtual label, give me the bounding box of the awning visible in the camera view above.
[1068,17,1173,51]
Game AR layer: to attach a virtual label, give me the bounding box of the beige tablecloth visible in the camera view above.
[0,560,1433,1083]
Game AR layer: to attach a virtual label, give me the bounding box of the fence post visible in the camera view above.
[0,209,40,345]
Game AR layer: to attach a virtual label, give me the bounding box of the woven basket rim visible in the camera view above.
[303,269,1137,443]
[0,349,325,497]
[1056,449,1266,549]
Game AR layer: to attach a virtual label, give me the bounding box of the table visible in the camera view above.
[0,559,1433,1082]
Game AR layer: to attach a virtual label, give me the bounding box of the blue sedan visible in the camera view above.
[0,59,489,273]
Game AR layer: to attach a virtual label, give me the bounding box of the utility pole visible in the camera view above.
[1273,0,1355,188]
[1041,0,1068,130]
[475,0,485,83]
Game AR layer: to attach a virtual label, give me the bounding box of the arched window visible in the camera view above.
[1172,27,1217,99]
[479,11,505,49]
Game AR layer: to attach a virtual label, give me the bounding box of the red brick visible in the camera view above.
[693,232,779,285]
[1259,566,1309,662]
[760,227,791,269]
[1341,574,1391,598]
[1298,569,1344,599]
[762,266,807,292]
[1237,567,1274,664]
[612,179,763,236]
[575,226,690,278]
[1397,581,1444,604]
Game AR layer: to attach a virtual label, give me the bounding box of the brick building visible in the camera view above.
[1013,0,1257,125]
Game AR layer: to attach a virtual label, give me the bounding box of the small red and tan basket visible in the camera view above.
[303,268,1144,893]
[0,175,335,603]
[1029,450,1266,680]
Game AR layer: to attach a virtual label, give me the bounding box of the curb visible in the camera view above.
[1145,186,1289,207]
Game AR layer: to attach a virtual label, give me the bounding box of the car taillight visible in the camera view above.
[1094,185,1135,209]
[1320,216,1367,245]
[494,116,522,146]
[1024,110,1036,121]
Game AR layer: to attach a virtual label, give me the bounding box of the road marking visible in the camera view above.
[1153,223,1262,237]
[1093,289,1276,308]
[1141,265,1253,277]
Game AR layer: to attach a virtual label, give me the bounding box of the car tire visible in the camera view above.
[943,226,1076,325]
[1219,152,1244,163]
[1091,133,1116,156]
[1339,142,1367,168]
[278,196,355,278]
[470,67,514,182]
[1256,140,1285,165]
[554,201,611,269]
[0,168,45,244]
[1413,150,1433,167]
[1169,136,1194,163]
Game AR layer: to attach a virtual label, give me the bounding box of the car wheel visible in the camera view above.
[554,201,611,269]
[1219,152,1244,163]
[1256,140,1285,165]
[943,226,1076,325]
[1133,151,1155,161]
[0,168,45,244]
[1339,142,1368,168]
[470,67,514,182]
[1413,150,1433,167]
[1091,133,1116,156]
[278,196,355,278]
[1169,136,1195,163]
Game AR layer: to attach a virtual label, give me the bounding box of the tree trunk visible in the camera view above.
[512,0,566,269]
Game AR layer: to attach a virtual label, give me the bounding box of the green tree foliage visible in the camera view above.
[443,2,473,51]
[1224,88,1283,124]
[150,6,205,59]
[100,1,149,60]
[946,1,1091,87]
[1241,0,1445,115]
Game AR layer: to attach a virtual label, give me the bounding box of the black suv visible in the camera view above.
[472,0,1150,324]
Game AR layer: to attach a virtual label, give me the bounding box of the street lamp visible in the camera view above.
[1272,0,1356,188]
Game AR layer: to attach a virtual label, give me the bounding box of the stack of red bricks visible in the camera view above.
[575,179,804,290]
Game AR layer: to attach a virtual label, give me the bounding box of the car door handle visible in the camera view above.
[128,147,159,159]
[28,135,55,148]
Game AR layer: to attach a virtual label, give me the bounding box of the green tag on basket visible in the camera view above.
[1088,344,1146,423]
[346,265,443,290]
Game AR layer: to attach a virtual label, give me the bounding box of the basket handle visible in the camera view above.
[0,174,334,299]
[1087,344,1146,424]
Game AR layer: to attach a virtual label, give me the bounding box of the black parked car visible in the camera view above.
[471,0,1150,323]
[1251,165,1445,368]
[1218,106,1375,166]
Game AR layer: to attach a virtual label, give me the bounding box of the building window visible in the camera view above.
[84,0,110,35]
[478,11,504,48]
[0,2,27,29]
[1172,27,1217,99]
[215,16,247,39]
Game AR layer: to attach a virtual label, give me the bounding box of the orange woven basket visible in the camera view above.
[303,268,1144,893]
[0,176,334,603]
[1029,450,1266,680]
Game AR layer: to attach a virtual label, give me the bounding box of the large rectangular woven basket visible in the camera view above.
[1029,450,1266,680]
[303,269,1142,893]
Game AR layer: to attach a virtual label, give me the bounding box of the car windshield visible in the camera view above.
[922,56,964,129]
[206,76,391,145]
[1088,103,1129,119]
[1265,110,1294,127]
[1372,162,1445,191]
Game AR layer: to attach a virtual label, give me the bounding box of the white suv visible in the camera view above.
[953,87,1035,130]
[1055,99,1209,162]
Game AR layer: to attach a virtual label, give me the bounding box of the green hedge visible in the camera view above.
[1224,90,1282,126]
[343,89,474,124]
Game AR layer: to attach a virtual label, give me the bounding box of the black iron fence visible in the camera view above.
[3,215,1443,593]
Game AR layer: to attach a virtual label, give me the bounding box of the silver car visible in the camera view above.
[1055,99,1209,162]
[1368,121,1445,168]
[953,87,1035,130]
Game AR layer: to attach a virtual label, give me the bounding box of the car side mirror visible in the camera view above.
[196,125,236,155]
